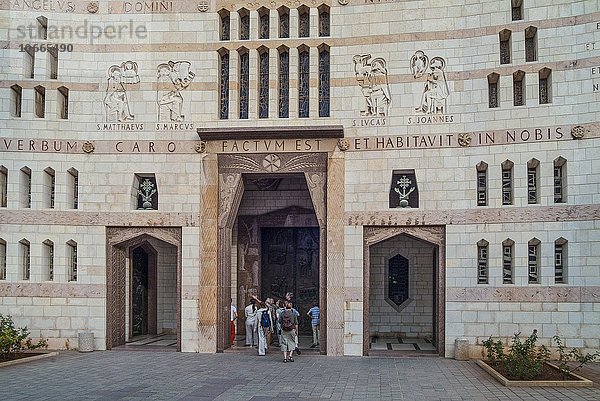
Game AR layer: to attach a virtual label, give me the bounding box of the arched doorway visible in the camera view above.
[106,228,182,350]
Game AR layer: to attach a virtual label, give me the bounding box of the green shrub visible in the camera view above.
[483,330,549,380]
[553,335,600,379]
[0,314,47,360]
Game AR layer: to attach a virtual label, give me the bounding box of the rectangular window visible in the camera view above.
[0,166,7,208]
[68,169,79,209]
[0,240,6,280]
[298,50,310,118]
[58,87,69,119]
[554,163,566,203]
[258,51,269,118]
[513,71,525,106]
[43,240,54,281]
[318,49,330,117]
[219,51,230,119]
[239,51,249,119]
[219,12,230,40]
[24,46,35,78]
[477,170,487,206]
[488,73,500,108]
[20,167,32,209]
[34,86,45,118]
[502,244,513,284]
[528,243,539,283]
[527,167,538,204]
[502,169,512,205]
[555,241,566,284]
[49,47,58,79]
[11,85,22,117]
[319,8,330,37]
[278,50,289,118]
[298,9,310,37]
[525,26,537,62]
[239,11,250,40]
[20,240,30,281]
[512,0,523,21]
[539,68,552,104]
[279,11,289,38]
[259,10,269,39]
[68,242,78,282]
[477,244,488,284]
[44,168,55,209]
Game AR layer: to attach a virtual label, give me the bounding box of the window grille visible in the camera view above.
[319,9,330,37]
[0,240,6,280]
[525,26,537,62]
[513,70,525,106]
[279,10,289,38]
[259,50,269,118]
[34,86,45,118]
[502,241,513,284]
[278,49,289,118]
[220,11,230,40]
[219,51,230,119]
[318,48,330,117]
[239,10,250,40]
[477,241,489,284]
[554,238,567,284]
[477,171,487,206]
[68,241,78,282]
[553,158,566,203]
[259,9,269,39]
[527,159,539,204]
[512,0,523,21]
[499,30,511,64]
[239,50,249,119]
[539,68,551,104]
[298,49,310,118]
[502,163,513,205]
[528,240,540,283]
[21,240,31,280]
[298,8,310,37]
[11,85,22,117]
[43,240,54,281]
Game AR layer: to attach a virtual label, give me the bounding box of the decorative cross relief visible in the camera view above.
[104,61,139,122]
[352,54,391,117]
[389,170,419,208]
[137,177,157,210]
[411,51,449,115]
[157,61,195,122]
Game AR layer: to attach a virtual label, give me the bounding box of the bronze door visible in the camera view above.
[132,247,149,336]
[261,227,319,334]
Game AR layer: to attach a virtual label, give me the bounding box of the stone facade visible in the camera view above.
[0,0,598,357]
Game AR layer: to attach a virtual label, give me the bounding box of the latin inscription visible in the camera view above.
[123,1,173,13]
[220,139,322,153]
[592,66,600,92]
[11,0,75,12]
[96,123,194,131]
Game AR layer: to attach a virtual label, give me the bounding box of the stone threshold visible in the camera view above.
[0,351,59,368]
[477,360,593,387]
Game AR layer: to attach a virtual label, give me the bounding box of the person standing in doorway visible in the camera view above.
[257,301,274,356]
[244,298,259,347]
[307,303,320,348]
[279,301,298,362]
[230,299,238,346]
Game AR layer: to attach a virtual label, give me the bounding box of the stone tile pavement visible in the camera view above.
[1,351,599,401]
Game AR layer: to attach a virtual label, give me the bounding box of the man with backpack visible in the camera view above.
[256,301,273,356]
[279,302,298,362]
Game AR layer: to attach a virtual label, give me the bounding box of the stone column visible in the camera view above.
[326,150,345,356]
[198,154,218,352]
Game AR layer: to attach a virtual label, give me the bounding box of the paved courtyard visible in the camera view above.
[1,351,599,401]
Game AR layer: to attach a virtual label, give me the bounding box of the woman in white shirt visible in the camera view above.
[244,298,259,347]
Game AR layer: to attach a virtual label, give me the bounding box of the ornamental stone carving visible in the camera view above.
[197,1,209,12]
[570,125,586,139]
[157,61,195,122]
[87,1,99,13]
[104,62,138,122]
[411,51,449,115]
[337,138,350,151]
[458,133,471,147]
[82,141,95,153]
[195,141,207,153]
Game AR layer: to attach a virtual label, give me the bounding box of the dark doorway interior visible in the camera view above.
[131,246,157,337]
[261,227,319,334]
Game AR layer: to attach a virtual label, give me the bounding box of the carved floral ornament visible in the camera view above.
[457,133,471,147]
[195,141,207,153]
[87,2,99,13]
[570,125,586,139]
[82,141,95,153]
[337,138,350,151]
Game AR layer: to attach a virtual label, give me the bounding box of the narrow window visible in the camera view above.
[388,254,409,306]
[258,7,269,39]
[20,239,30,281]
[553,157,566,203]
[539,68,552,104]
[24,43,35,78]
[258,47,270,119]
[49,46,58,79]
[278,7,289,38]
[488,73,500,108]
[11,85,22,117]
[512,0,523,21]
[298,46,310,118]
[136,174,158,210]
[554,238,567,284]
[219,49,230,119]
[278,46,289,118]
[298,6,310,38]
[477,239,489,284]
[528,238,540,284]
[0,239,6,280]
[476,161,488,206]
[68,167,79,209]
[527,158,539,204]
[37,16,48,39]
[239,48,249,119]
[525,26,537,62]
[43,167,55,209]
[34,85,45,118]
[513,70,525,106]
[58,86,69,119]
[318,45,330,117]
[239,8,250,40]
[501,160,514,205]
[0,166,7,207]
[502,238,514,284]
[219,10,230,41]
[20,167,32,209]
[43,239,54,281]
[499,29,511,65]
[67,240,78,282]
[318,6,330,37]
